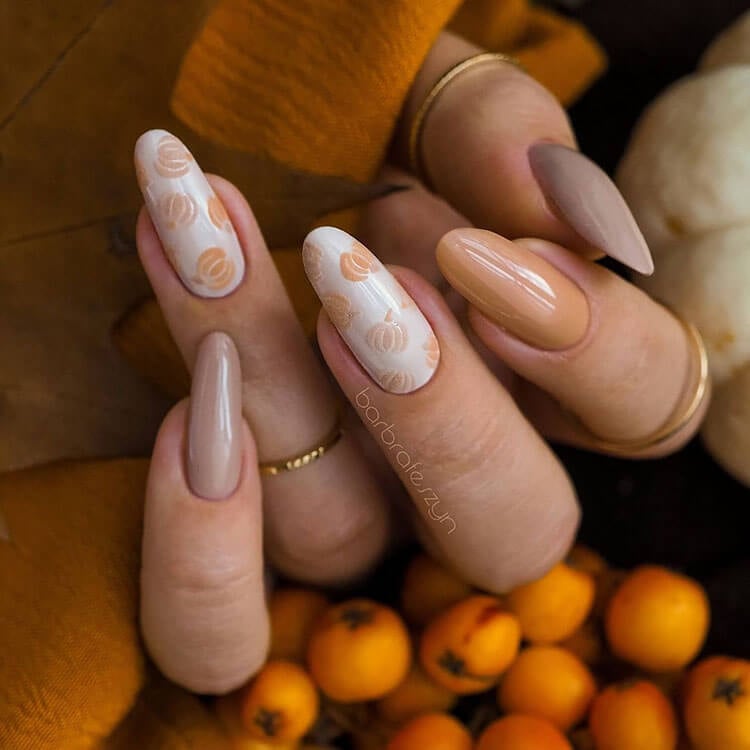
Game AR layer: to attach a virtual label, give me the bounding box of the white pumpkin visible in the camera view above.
[616,10,750,485]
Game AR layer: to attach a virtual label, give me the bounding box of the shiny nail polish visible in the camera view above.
[134,129,245,297]
[187,332,242,500]
[302,227,440,394]
[529,142,654,275]
[437,228,589,350]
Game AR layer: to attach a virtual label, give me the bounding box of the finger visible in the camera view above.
[436,228,709,457]
[134,130,389,585]
[396,32,653,275]
[140,334,268,694]
[304,227,579,593]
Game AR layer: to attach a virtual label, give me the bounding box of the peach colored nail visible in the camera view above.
[437,228,589,350]
[303,227,440,394]
[529,143,654,275]
[187,332,242,500]
[134,129,245,297]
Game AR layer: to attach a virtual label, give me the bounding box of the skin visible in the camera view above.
[137,32,708,692]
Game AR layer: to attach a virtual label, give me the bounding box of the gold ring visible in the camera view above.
[408,52,524,186]
[259,416,343,475]
[576,311,710,457]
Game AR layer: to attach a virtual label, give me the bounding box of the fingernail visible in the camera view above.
[302,227,440,394]
[187,332,243,500]
[134,129,245,297]
[529,143,654,275]
[437,228,589,350]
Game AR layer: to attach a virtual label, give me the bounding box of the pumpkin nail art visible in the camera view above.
[134,129,245,298]
[303,227,440,394]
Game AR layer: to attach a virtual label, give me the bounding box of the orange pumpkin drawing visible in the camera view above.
[193,247,236,290]
[303,242,324,283]
[424,333,440,368]
[207,194,231,230]
[322,294,358,330]
[367,309,409,352]
[379,370,416,393]
[160,192,198,229]
[155,134,192,178]
[340,241,379,282]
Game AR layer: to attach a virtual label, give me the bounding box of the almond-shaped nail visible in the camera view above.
[187,332,242,500]
[529,143,654,275]
[437,228,589,350]
[134,129,245,297]
[302,227,440,394]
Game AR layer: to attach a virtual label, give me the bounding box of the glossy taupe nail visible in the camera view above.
[437,228,589,350]
[187,332,242,500]
[529,143,654,275]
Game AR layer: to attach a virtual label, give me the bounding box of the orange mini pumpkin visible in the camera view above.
[506,563,595,644]
[307,598,411,702]
[683,656,750,750]
[376,664,457,725]
[476,714,572,750]
[386,712,472,750]
[497,646,596,731]
[419,594,521,694]
[238,660,319,743]
[268,587,329,662]
[605,565,709,672]
[588,679,678,750]
[401,553,473,628]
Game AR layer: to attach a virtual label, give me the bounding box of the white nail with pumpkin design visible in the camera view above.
[303,227,440,394]
[134,129,245,298]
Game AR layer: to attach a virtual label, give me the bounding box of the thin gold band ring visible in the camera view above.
[407,52,524,185]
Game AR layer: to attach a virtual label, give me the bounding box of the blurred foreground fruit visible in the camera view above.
[476,714,573,750]
[588,679,678,750]
[567,545,608,579]
[376,664,457,725]
[386,712,472,750]
[559,620,605,667]
[268,588,329,662]
[419,594,520,694]
[497,646,596,731]
[506,563,595,644]
[605,565,709,672]
[401,554,473,627]
[307,598,411,702]
[239,660,319,743]
[683,655,750,750]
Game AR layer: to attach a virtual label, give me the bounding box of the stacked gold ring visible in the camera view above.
[408,52,524,185]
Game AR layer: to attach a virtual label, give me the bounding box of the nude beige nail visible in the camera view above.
[529,142,654,275]
[187,332,242,500]
[437,228,589,350]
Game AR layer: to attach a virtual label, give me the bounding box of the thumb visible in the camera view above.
[140,333,268,694]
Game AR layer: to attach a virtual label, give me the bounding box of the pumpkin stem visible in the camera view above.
[253,708,283,737]
[339,606,375,630]
[713,676,745,706]
[385,308,393,323]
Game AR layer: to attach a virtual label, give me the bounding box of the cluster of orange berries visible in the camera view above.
[214,547,750,750]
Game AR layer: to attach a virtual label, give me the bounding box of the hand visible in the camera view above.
[133,38,707,694]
